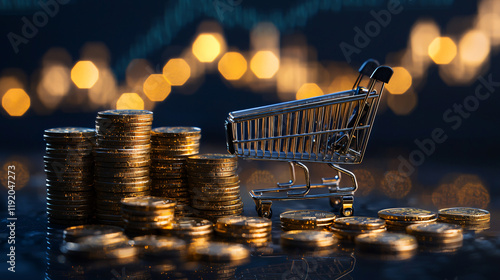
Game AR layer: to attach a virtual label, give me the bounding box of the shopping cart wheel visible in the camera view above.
[340,196,354,217]
[256,200,273,219]
[340,206,354,217]
[330,197,342,211]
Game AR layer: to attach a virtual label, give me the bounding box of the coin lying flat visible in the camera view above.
[191,242,250,262]
[281,230,336,248]
[406,222,463,245]
[331,216,386,241]
[130,235,186,258]
[438,207,490,223]
[378,208,437,221]
[355,232,418,254]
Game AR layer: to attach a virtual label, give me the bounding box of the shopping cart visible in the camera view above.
[225,59,393,218]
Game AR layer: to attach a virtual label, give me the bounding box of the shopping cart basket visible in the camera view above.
[225,59,393,218]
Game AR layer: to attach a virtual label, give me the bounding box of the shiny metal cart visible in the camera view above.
[225,60,393,218]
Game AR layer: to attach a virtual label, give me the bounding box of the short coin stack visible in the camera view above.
[61,227,136,260]
[44,127,95,225]
[378,207,437,231]
[160,217,214,243]
[121,196,176,234]
[280,210,336,231]
[94,110,153,226]
[406,223,463,252]
[437,207,490,231]
[129,235,187,259]
[187,154,243,221]
[330,217,386,241]
[150,127,201,213]
[191,242,250,263]
[355,232,417,260]
[215,216,272,247]
[281,230,336,249]
[63,224,125,243]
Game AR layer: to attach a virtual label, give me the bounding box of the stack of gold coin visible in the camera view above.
[44,127,95,225]
[330,217,386,241]
[121,196,176,234]
[215,216,272,247]
[191,242,250,263]
[94,110,153,226]
[281,230,336,249]
[60,229,136,260]
[150,127,201,211]
[129,235,187,259]
[378,207,437,231]
[355,232,417,260]
[437,207,490,231]
[160,217,213,243]
[63,224,124,243]
[280,210,336,231]
[406,223,463,252]
[187,154,242,221]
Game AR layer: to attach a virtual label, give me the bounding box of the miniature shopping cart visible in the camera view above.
[225,59,393,218]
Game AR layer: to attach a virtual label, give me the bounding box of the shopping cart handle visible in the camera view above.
[225,119,236,154]
[370,66,393,84]
[358,59,380,76]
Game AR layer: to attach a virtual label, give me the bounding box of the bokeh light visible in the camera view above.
[428,37,457,64]
[354,169,375,196]
[327,74,357,93]
[432,183,461,209]
[0,159,30,190]
[71,61,99,89]
[387,89,418,115]
[218,52,247,80]
[143,74,171,102]
[476,0,500,47]
[458,182,490,209]
[380,170,412,199]
[162,58,191,86]
[192,33,221,63]
[116,93,144,110]
[2,88,30,116]
[410,19,440,59]
[459,29,490,66]
[246,169,276,188]
[250,51,280,79]
[296,83,323,100]
[37,64,71,110]
[89,67,118,107]
[386,67,412,94]
[126,59,153,93]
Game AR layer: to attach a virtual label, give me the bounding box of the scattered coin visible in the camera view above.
[378,207,437,231]
[280,210,336,231]
[331,216,386,241]
[191,242,250,263]
[281,230,336,249]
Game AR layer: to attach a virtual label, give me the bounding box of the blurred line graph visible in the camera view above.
[110,0,455,78]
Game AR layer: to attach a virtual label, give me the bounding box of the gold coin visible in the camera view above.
[280,210,336,226]
[217,216,272,230]
[406,223,463,244]
[355,232,418,253]
[333,216,386,230]
[378,208,437,221]
[280,230,336,248]
[192,242,250,262]
[121,196,177,211]
[63,225,124,243]
[437,207,490,223]
[163,217,213,232]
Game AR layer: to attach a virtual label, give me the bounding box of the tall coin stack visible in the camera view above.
[44,127,95,225]
[150,127,201,216]
[94,110,153,226]
[187,154,243,221]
